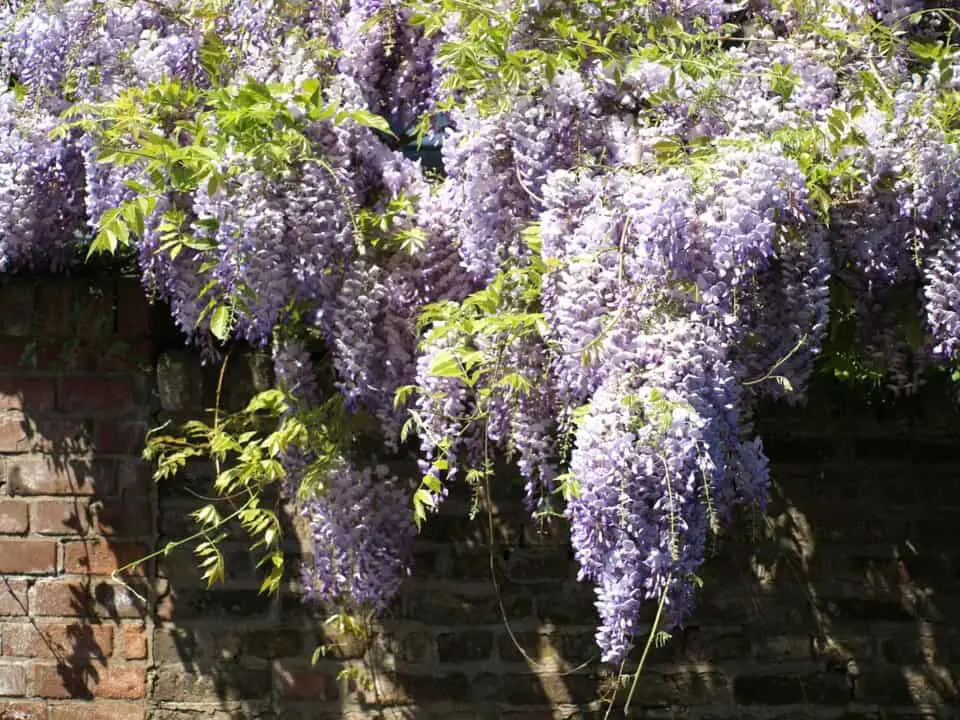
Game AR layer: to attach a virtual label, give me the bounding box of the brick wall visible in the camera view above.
[0,277,958,719]
[0,278,153,720]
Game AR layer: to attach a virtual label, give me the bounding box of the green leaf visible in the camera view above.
[427,348,463,379]
[209,305,232,341]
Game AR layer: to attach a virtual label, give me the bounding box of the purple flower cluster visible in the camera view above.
[567,319,768,662]
[0,96,85,271]
[299,462,416,612]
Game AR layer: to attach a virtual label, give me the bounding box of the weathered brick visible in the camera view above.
[32,662,146,699]
[0,378,55,412]
[0,700,46,719]
[274,667,340,701]
[393,631,437,664]
[59,378,135,416]
[2,456,115,496]
[438,630,492,662]
[16,419,93,455]
[0,539,56,574]
[733,673,851,705]
[0,413,27,453]
[400,583,533,625]
[31,500,91,536]
[29,577,149,620]
[121,624,147,661]
[155,353,204,413]
[243,629,303,659]
[498,631,597,667]
[0,581,27,617]
[0,502,28,535]
[2,622,113,659]
[0,665,26,696]
[48,701,145,720]
[62,540,151,576]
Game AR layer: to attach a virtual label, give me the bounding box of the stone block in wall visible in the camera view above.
[732,672,852,705]
[399,582,534,626]
[272,665,341,702]
[48,701,146,720]
[150,663,272,703]
[242,629,305,660]
[155,353,204,414]
[436,630,492,663]
[0,700,45,719]
[155,587,275,622]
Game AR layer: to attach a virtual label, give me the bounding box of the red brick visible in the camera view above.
[0,418,93,455]
[93,421,146,456]
[0,502,28,535]
[28,577,148,620]
[32,663,146,699]
[2,456,115,496]
[59,379,135,416]
[0,378,56,412]
[95,340,153,374]
[63,541,151,576]
[0,700,45,719]
[0,341,35,372]
[0,540,56,574]
[121,624,147,660]
[3,622,113,659]
[34,283,74,337]
[0,283,36,337]
[36,283,114,339]
[0,664,26,696]
[117,281,150,339]
[0,581,27,617]
[49,701,145,720]
[31,501,91,536]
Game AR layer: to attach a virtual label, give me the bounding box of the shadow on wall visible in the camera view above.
[597,381,960,718]
[2,274,958,720]
[0,277,155,718]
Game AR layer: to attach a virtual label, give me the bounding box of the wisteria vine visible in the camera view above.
[3,0,960,668]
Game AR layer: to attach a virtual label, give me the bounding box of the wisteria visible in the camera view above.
[3,0,960,668]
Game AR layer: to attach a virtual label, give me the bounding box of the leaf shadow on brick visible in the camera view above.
[0,279,155,706]
[713,392,960,717]
[150,348,355,720]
